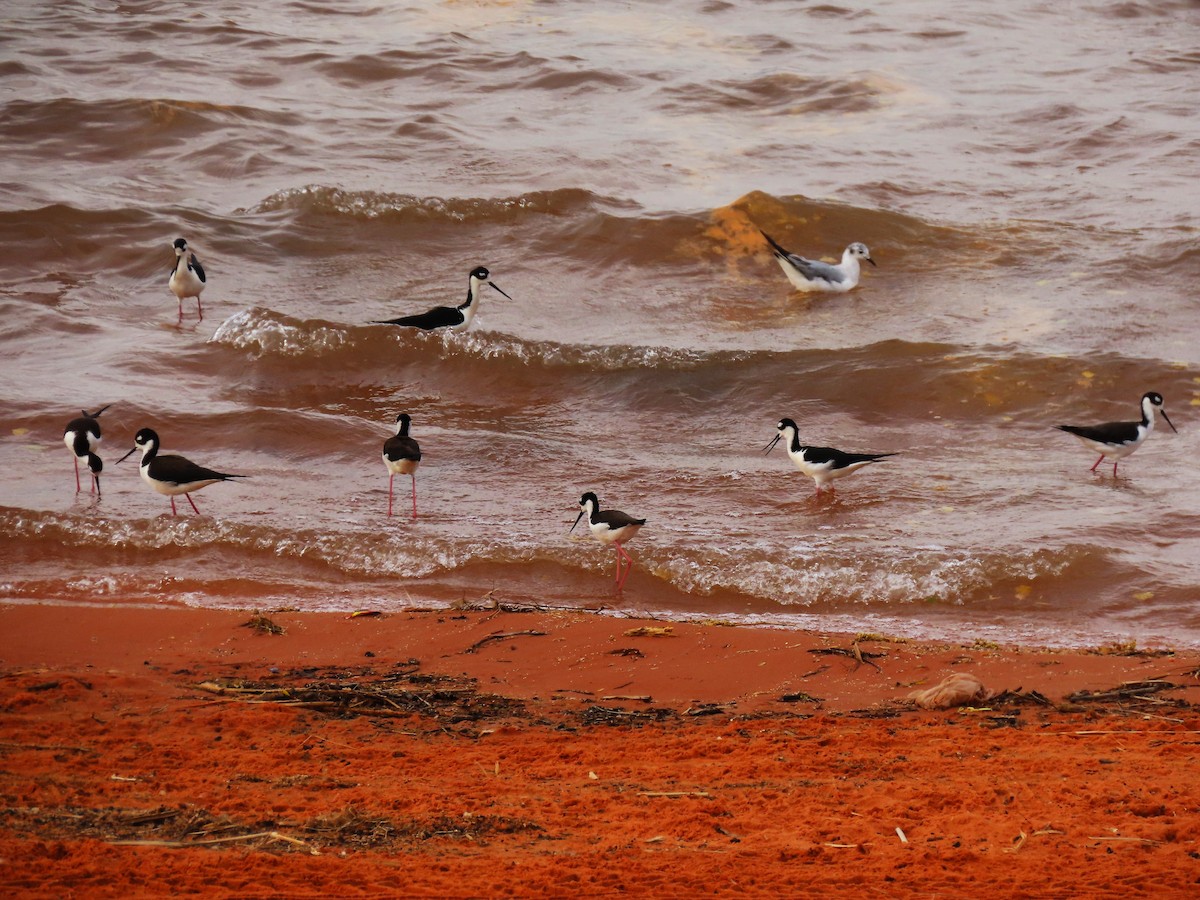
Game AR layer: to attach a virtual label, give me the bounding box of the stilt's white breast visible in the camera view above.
[590,520,642,545]
[170,263,204,300]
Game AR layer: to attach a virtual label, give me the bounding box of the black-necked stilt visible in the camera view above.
[1056,391,1177,476]
[371,266,512,331]
[760,230,875,293]
[169,237,206,320]
[63,404,110,496]
[765,418,896,494]
[570,491,646,591]
[383,413,422,519]
[117,427,245,515]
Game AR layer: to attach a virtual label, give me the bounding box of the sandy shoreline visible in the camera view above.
[3,601,1199,897]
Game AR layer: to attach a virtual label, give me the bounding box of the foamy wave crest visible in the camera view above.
[248,185,625,224]
[211,304,753,372]
[647,543,1088,608]
[0,510,473,581]
[263,529,471,579]
[214,307,1010,389]
[444,330,750,372]
[210,307,350,358]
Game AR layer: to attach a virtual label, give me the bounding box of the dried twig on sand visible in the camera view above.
[240,612,285,635]
[1066,680,1181,705]
[639,791,712,799]
[112,830,320,855]
[808,643,885,671]
[623,626,674,638]
[990,687,1053,707]
[580,705,674,726]
[463,630,547,654]
[194,667,527,730]
[778,692,823,704]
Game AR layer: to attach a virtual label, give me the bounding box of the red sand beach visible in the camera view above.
[2,601,1199,898]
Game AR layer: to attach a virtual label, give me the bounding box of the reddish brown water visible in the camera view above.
[3,1,1200,647]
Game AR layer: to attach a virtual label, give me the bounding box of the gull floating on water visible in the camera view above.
[760,230,875,293]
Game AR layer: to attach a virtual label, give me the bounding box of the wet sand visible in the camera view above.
[2,602,1199,898]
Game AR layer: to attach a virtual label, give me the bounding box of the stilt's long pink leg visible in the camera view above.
[614,542,635,591]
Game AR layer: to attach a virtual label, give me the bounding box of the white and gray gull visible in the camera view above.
[760,230,875,293]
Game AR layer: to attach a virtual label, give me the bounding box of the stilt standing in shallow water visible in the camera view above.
[63,404,111,496]
[169,237,206,320]
[383,413,422,518]
[764,418,896,495]
[570,491,646,591]
[1056,391,1176,476]
[118,427,245,515]
[371,266,512,332]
